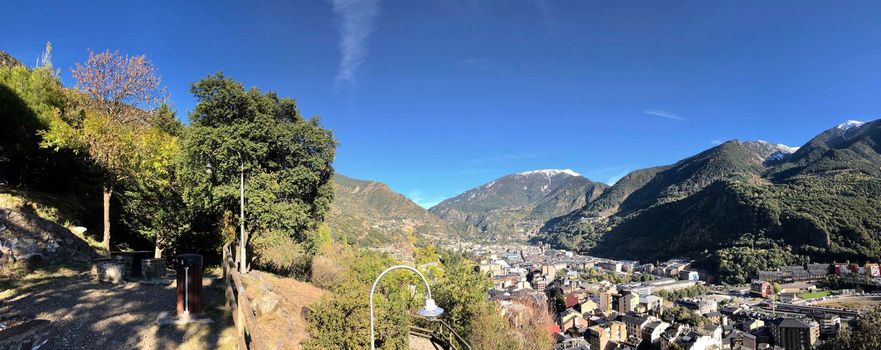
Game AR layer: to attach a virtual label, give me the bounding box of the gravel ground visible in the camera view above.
[0,271,235,349]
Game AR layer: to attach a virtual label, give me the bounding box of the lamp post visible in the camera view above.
[231,149,246,274]
[370,265,443,350]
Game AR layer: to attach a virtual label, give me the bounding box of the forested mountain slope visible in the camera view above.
[430,169,607,240]
[328,174,461,246]
[537,121,881,282]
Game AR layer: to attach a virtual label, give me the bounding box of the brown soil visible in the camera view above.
[815,296,881,310]
[241,271,327,350]
[0,267,236,349]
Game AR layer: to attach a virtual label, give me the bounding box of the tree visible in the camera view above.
[817,309,881,350]
[180,73,335,271]
[121,109,185,258]
[432,255,494,340]
[41,50,166,254]
[305,249,419,350]
[468,308,520,350]
[0,43,95,193]
[70,49,165,124]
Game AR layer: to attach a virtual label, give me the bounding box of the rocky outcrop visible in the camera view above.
[0,207,95,273]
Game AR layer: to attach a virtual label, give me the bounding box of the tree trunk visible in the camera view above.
[154,236,163,259]
[102,184,112,256]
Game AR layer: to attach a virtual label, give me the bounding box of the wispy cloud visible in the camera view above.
[330,0,381,85]
[407,190,447,209]
[710,139,725,145]
[643,109,686,121]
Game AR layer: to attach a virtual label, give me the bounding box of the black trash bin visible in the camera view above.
[176,254,203,315]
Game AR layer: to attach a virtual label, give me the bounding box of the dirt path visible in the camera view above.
[0,270,236,349]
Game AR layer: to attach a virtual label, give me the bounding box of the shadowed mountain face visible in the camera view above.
[429,169,607,240]
[327,174,460,247]
[537,120,881,280]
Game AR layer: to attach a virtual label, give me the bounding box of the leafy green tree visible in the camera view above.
[40,50,167,254]
[663,305,707,328]
[0,46,82,191]
[121,111,186,258]
[433,256,494,340]
[305,249,419,350]
[179,73,335,271]
[818,310,881,350]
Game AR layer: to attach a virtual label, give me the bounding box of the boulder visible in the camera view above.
[252,290,281,317]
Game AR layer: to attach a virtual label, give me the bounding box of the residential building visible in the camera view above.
[619,292,639,314]
[599,291,612,313]
[599,261,623,274]
[641,321,671,343]
[577,299,598,315]
[586,321,627,350]
[560,308,586,331]
[750,280,772,298]
[640,295,663,316]
[542,265,557,280]
[534,277,548,291]
[865,263,880,277]
[817,313,841,335]
[770,318,820,350]
[621,313,654,341]
[679,270,700,281]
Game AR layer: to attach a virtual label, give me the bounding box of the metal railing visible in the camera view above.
[223,241,265,350]
[411,315,472,350]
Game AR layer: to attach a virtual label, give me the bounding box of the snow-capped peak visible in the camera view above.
[756,140,799,154]
[518,169,581,177]
[836,120,865,131]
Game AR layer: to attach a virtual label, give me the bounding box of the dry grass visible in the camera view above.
[242,271,327,349]
[816,296,881,310]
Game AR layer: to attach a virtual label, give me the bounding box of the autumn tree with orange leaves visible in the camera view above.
[41,50,172,255]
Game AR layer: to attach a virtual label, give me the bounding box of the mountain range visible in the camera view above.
[329,119,881,282]
[429,169,607,240]
[535,119,881,282]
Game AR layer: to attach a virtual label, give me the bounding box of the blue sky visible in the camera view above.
[3,1,881,208]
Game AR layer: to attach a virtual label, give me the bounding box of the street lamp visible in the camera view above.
[205,149,247,275]
[231,149,246,274]
[370,265,444,350]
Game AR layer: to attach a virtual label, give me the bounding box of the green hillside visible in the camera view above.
[327,174,462,247]
[538,122,881,283]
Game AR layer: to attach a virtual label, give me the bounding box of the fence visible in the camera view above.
[223,241,265,350]
[411,316,472,350]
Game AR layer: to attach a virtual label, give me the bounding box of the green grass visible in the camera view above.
[800,290,830,300]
